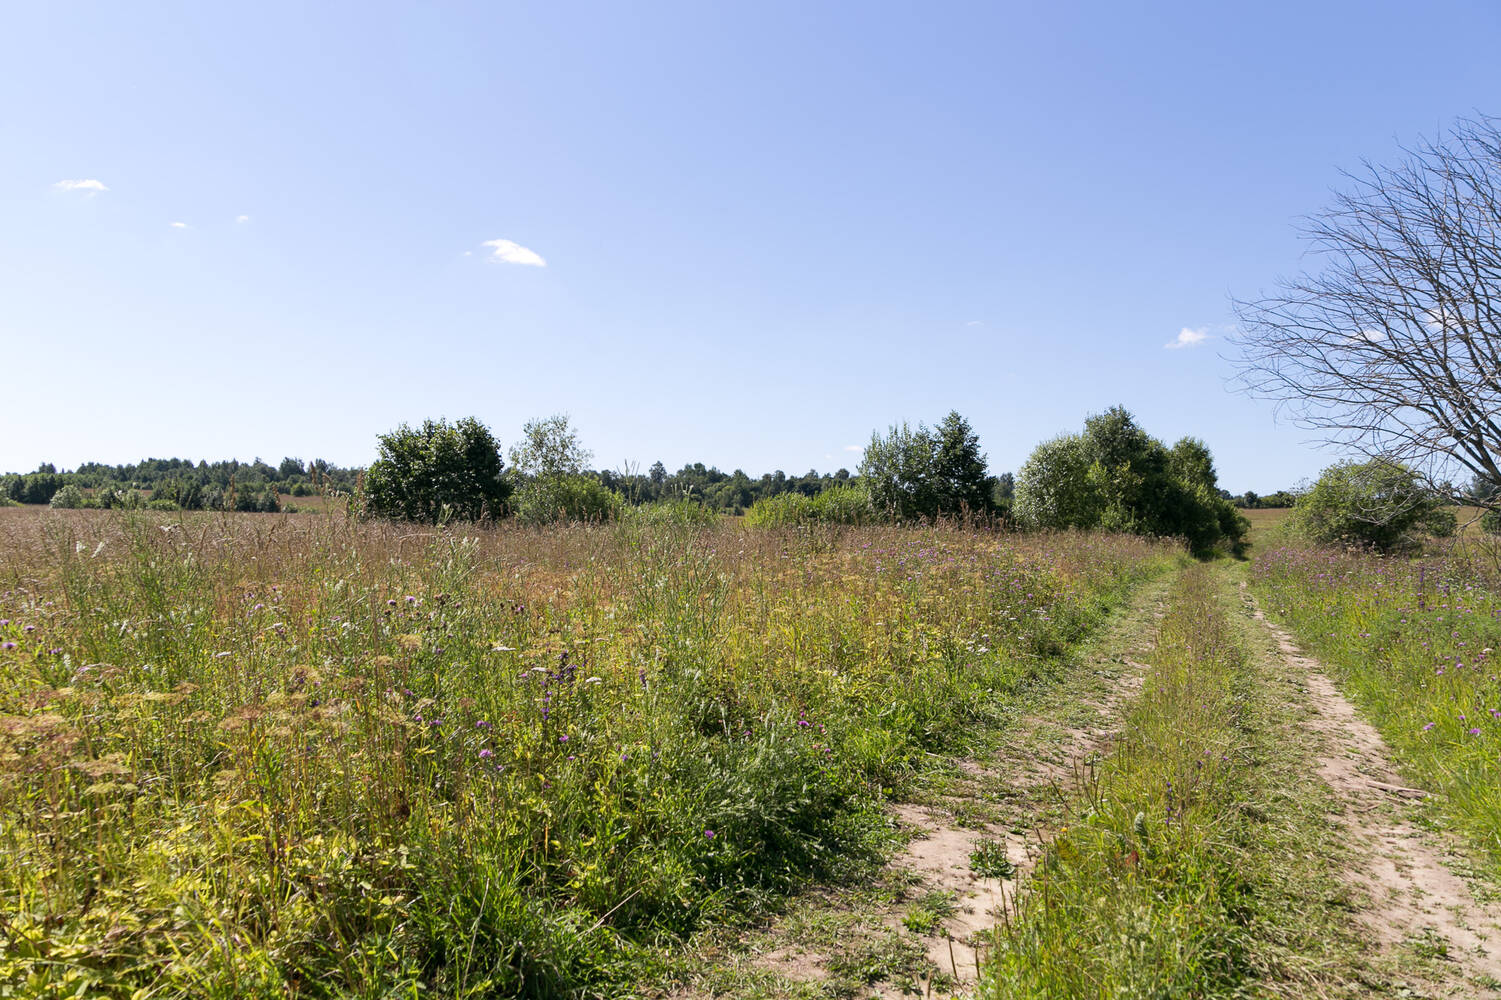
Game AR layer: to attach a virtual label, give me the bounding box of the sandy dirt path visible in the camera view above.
[1248,591,1501,996]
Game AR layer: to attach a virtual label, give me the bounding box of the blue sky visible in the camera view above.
[4,1,1499,493]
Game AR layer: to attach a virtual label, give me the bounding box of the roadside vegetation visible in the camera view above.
[1252,542,1501,876]
[0,509,1178,997]
[985,565,1367,998]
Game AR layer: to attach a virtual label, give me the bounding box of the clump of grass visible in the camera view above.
[0,508,1180,997]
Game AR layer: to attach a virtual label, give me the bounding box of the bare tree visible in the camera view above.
[1232,115,1501,507]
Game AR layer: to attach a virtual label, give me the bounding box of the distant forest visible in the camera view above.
[2,453,1292,514]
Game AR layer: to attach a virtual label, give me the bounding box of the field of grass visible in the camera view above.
[1251,540,1501,876]
[0,508,1181,998]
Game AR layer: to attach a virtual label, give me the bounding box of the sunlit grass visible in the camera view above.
[0,508,1180,997]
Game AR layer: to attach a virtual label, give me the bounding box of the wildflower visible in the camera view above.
[0,642,14,651]
[1423,722,1436,731]
[476,720,492,728]
[704,829,715,839]
[1470,728,1483,736]
[559,735,569,742]
[478,749,494,759]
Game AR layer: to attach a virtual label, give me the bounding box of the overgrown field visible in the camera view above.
[0,509,1180,998]
[1253,542,1501,873]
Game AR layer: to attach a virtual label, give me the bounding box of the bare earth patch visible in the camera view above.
[1251,596,1501,996]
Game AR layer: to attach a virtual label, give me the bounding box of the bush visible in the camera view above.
[360,417,512,523]
[626,499,721,529]
[1014,407,1247,557]
[744,484,875,527]
[48,484,88,509]
[513,474,624,525]
[1291,459,1455,552]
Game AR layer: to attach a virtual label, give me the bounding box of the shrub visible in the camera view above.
[744,484,874,527]
[1014,407,1247,557]
[360,416,512,523]
[513,474,624,525]
[1291,459,1455,552]
[626,499,721,529]
[48,484,88,509]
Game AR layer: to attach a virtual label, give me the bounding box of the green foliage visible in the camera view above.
[512,473,624,525]
[744,484,874,527]
[1014,407,1247,557]
[361,416,512,523]
[1290,459,1454,552]
[508,414,592,479]
[47,484,88,509]
[859,411,994,521]
[624,498,721,529]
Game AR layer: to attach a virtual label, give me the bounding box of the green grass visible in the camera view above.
[984,563,1371,999]
[0,509,1180,998]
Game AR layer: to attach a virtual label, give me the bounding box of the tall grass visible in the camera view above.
[0,510,1178,998]
[1253,542,1501,873]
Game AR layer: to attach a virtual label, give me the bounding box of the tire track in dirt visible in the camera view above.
[1247,590,1501,995]
[855,577,1175,998]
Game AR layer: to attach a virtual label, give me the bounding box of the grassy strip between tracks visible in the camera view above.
[985,563,1372,1000]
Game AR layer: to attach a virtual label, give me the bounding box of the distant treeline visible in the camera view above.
[1,458,360,511]
[1230,490,1297,509]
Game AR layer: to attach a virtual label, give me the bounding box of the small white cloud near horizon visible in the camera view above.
[54,179,107,194]
[965,320,983,327]
[1165,327,1209,350]
[235,214,250,223]
[169,221,189,229]
[843,444,863,453]
[481,238,546,267]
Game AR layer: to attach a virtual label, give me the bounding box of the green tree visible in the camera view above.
[361,417,511,523]
[860,411,993,520]
[1292,459,1455,552]
[509,414,591,479]
[1014,406,1247,556]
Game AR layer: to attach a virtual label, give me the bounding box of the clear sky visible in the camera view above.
[4,1,1499,493]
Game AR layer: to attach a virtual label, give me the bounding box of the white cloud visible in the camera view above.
[169,221,189,229]
[481,238,546,267]
[965,320,983,327]
[53,178,107,194]
[1165,326,1209,350]
[843,444,863,453]
[236,214,250,223]
[1349,328,1387,343]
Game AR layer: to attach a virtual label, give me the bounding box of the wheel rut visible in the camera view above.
[1246,588,1501,996]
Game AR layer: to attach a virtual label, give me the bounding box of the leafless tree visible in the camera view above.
[1232,115,1501,508]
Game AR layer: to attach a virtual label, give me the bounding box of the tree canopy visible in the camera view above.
[361,417,511,523]
[859,411,995,521]
[1014,406,1247,556]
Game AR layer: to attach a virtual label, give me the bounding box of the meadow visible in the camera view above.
[0,508,1180,998]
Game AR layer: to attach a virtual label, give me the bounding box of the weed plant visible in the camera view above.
[0,510,1177,998]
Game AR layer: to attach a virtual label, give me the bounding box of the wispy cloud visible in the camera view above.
[236,214,250,224]
[965,320,983,327]
[1165,326,1209,350]
[54,178,107,194]
[481,238,546,267]
[169,221,189,229]
[843,444,863,453]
